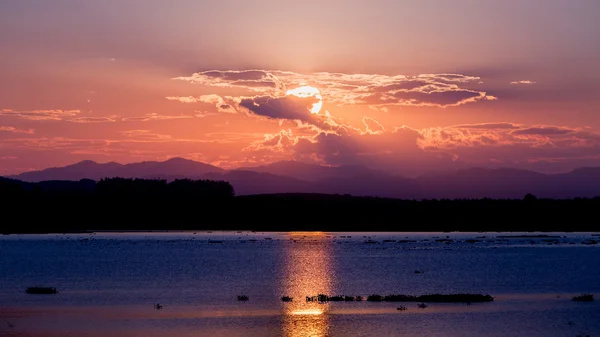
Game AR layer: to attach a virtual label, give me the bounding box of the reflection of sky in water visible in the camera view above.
[281,232,332,337]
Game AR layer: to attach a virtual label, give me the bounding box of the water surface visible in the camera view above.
[1,231,599,336]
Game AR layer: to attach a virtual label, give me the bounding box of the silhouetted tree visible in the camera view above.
[168,179,235,198]
[0,178,25,196]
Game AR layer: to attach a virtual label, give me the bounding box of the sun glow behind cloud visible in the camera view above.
[285,86,323,114]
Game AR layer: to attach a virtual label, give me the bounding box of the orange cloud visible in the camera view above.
[121,113,194,122]
[510,80,536,85]
[69,116,118,123]
[166,95,238,113]
[0,126,34,134]
[121,130,173,141]
[0,109,81,121]
[165,96,199,103]
[361,117,386,135]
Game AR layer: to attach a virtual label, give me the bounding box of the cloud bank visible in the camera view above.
[243,120,600,176]
[172,69,496,109]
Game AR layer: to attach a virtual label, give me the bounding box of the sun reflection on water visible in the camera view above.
[291,308,324,316]
[280,233,333,337]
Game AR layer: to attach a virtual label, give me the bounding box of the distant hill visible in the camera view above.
[314,172,421,199]
[6,159,600,199]
[203,170,316,195]
[239,160,379,182]
[417,168,549,199]
[10,157,224,182]
[10,160,122,182]
[417,167,600,199]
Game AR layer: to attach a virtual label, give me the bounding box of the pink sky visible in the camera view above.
[1,0,600,176]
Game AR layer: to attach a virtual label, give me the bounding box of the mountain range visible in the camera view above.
[5,157,600,199]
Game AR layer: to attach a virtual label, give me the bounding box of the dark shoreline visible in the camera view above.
[4,192,600,233]
[5,194,600,233]
[3,177,600,233]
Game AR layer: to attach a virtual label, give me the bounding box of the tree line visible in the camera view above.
[0,177,598,233]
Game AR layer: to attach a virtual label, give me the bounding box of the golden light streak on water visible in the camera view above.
[280,235,333,337]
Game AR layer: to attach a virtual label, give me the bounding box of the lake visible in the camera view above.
[1,231,599,336]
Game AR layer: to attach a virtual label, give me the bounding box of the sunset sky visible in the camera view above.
[1,0,600,176]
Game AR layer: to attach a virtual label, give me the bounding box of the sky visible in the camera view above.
[1,0,600,176]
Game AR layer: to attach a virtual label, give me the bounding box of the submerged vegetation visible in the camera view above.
[572,294,594,302]
[306,294,359,302]
[25,287,58,294]
[303,293,494,303]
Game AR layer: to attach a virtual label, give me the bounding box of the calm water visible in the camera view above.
[1,231,599,337]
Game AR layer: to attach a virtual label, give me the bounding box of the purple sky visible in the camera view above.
[1,0,600,176]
